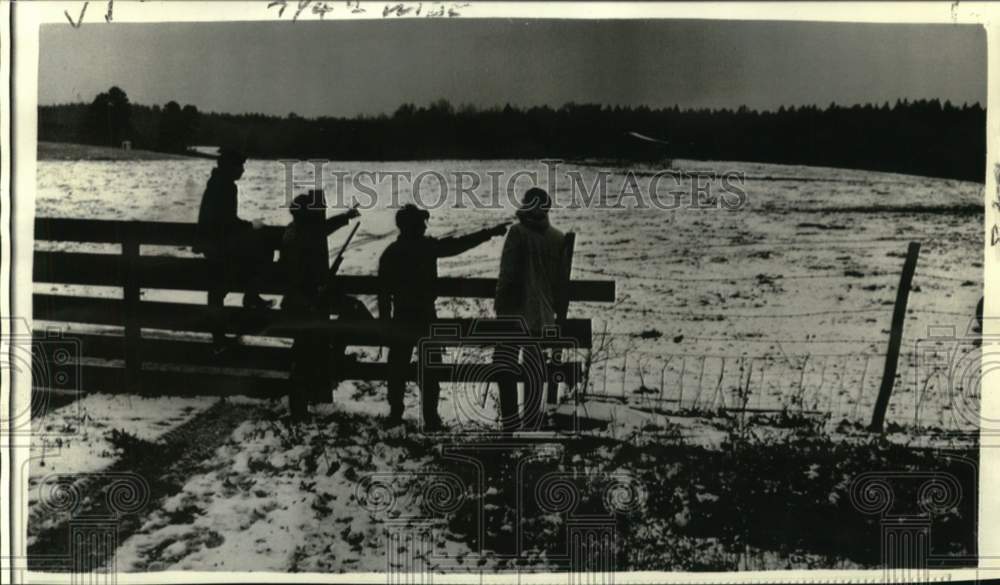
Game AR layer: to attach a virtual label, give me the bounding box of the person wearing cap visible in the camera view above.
[279,190,361,420]
[494,187,567,432]
[378,204,508,430]
[280,191,360,315]
[196,148,276,344]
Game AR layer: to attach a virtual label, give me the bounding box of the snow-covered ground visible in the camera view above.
[28,157,983,571]
[34,157,984,432]
[25,394,217,548]
[113,399,477,572]
[28,394,216,503]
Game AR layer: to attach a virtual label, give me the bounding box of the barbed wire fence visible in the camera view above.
[567,264,981,435]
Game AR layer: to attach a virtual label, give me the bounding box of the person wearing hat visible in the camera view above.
[196,148,276,344]
[378,204,509,430]
[494,187,567,432]
[279,190,361,420]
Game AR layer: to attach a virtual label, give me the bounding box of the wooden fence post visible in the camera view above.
[548,232,577,405]
[870,241,921,432]
[122,224,141,392]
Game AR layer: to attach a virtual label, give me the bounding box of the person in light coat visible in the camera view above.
[494,187,566,432]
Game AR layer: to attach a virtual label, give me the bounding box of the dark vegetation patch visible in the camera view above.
[28,398,978,573]
[421,416,977,571]
[809,204,983,216]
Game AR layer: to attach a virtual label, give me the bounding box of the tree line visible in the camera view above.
[41,86,202,155]
[39,87,986,182]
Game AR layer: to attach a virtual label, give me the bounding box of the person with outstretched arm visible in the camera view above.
[280,190,361,420]
[494,187,566,432]
[378,204,508,431]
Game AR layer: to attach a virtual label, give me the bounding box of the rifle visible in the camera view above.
[328,221,360,281]
[322,221,375,323]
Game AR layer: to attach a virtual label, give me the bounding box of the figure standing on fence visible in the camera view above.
[378,204,508,431]
[195,148,277,344]
[494,187,567,432]
[280,190,361,420]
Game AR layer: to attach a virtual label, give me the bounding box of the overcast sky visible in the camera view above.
[39,19,986,118]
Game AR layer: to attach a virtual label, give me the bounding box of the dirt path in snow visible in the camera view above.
[27,400,263,570]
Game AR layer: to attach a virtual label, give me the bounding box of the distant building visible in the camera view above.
[121,140,132,151]
[190,145,221,158]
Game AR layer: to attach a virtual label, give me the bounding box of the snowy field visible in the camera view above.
[28,156,983,571]
[34,157,984,431]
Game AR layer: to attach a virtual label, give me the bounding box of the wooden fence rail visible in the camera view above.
[32,217,615,400]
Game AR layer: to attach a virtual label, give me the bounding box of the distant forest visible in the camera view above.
[39,86,986,182]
